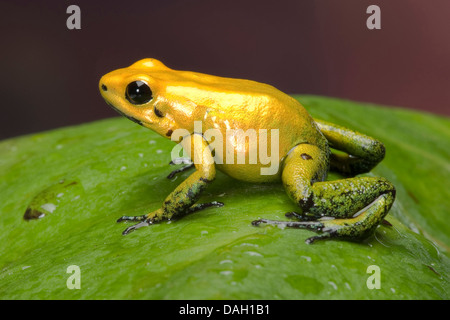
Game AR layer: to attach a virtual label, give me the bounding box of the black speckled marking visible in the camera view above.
[154,107,164,118]
[298,193,314,211]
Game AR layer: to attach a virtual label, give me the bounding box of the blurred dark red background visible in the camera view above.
[1,0,449,139]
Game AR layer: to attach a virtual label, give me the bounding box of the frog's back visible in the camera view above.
[163,70,328,182]
[166,70,327,151]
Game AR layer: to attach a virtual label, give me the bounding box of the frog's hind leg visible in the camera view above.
[252,143,395,244]
[314,119,385,176]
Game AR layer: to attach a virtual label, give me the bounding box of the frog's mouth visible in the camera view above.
[105,101,144,126]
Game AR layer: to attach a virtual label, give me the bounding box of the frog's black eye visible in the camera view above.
[125,81,153,105]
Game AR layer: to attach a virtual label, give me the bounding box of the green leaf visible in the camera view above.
[1,95,449,299]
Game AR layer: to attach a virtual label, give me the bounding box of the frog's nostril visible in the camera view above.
[101,84,108,91]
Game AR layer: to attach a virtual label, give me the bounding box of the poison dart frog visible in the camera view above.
[99,58,395,244]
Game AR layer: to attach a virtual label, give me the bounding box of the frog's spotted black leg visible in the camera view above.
[314,119,386,176]
[117,133,219,235]
[252,143,395,244]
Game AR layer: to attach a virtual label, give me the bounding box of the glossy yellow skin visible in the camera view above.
[100,58,327,183]
[99,59,395,243]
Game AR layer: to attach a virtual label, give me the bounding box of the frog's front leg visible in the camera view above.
[118,133,221,235]
[252,143,395,244]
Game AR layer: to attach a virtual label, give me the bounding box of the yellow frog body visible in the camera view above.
[100,58,395,243]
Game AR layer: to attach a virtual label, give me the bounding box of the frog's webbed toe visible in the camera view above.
[252,218,324,230]
[167,164,194,179]
[116,214,147,223]
[117,214,157,235]
[121,220,151,235]
[117,201,224,235]
[167,158,195,179]
[251,218,344,244]
[184,201,224,214]
[285,211,320,221]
